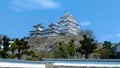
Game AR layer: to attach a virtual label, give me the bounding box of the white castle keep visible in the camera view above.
[30,12,81,37]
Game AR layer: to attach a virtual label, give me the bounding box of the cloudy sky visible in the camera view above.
[0,0,120,43]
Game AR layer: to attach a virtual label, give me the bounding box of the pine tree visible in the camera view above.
[1,35,10,58]
[98,41,114,59]
[77,35,97,59]
[10,42,18,58]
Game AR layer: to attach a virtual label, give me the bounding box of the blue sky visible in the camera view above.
[0,0,120,43]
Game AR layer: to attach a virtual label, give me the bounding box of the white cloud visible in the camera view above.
[11,0,60,11]
[80,21,91,26]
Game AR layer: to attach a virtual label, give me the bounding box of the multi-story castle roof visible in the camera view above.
[30,12,81,37]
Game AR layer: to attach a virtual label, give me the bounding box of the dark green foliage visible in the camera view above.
[66,39,75,56]
[103,41,112,49]
[0,35,10,58]
[10,42,18,58]
[0,40,1,44]
[57,42,67,58]
[0,40,2,49]
[2,35,10,51]
[101,41,115,59]
[77,35,97,59]
[37,50,50,60]
[15,38,30,60]
[53,39,76,58]
[0,35,38,60]
[0,33,117,60]
[26,50,38,61]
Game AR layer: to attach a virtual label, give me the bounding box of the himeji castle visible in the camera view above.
[30,12,81,37]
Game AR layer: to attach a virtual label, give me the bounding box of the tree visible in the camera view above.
[15,38,30,60]
[52,39,76,59]
[0,35,10,58]
[97,41,115,59]
[26,50,38,61]
[0,40,1,44]
[10,42,18,58]
[57,42,67,58]
[103,41,112,49]
[0,39,2,58]
[77,35,97,59]
[0,35,37,60]
[0,39,2,49]
[2,35,10,51]
[80,29,95,39]
[37,50,50,60]
[66,39,76,58]
[95,48,112,59]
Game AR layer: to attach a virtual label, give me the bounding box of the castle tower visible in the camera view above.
[30,24,44,37]
[58,12,80,35]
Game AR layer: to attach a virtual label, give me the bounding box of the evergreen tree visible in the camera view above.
[53,39,76,58]
[15,38,30,60]
[66,39,76,57]
[77,35,97,59]
[1,35,10,58]
[10,42,18,58]
[103,41,112,49]
[100,41,114,59]
[26,50,38,61]
[58,42,67,58]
